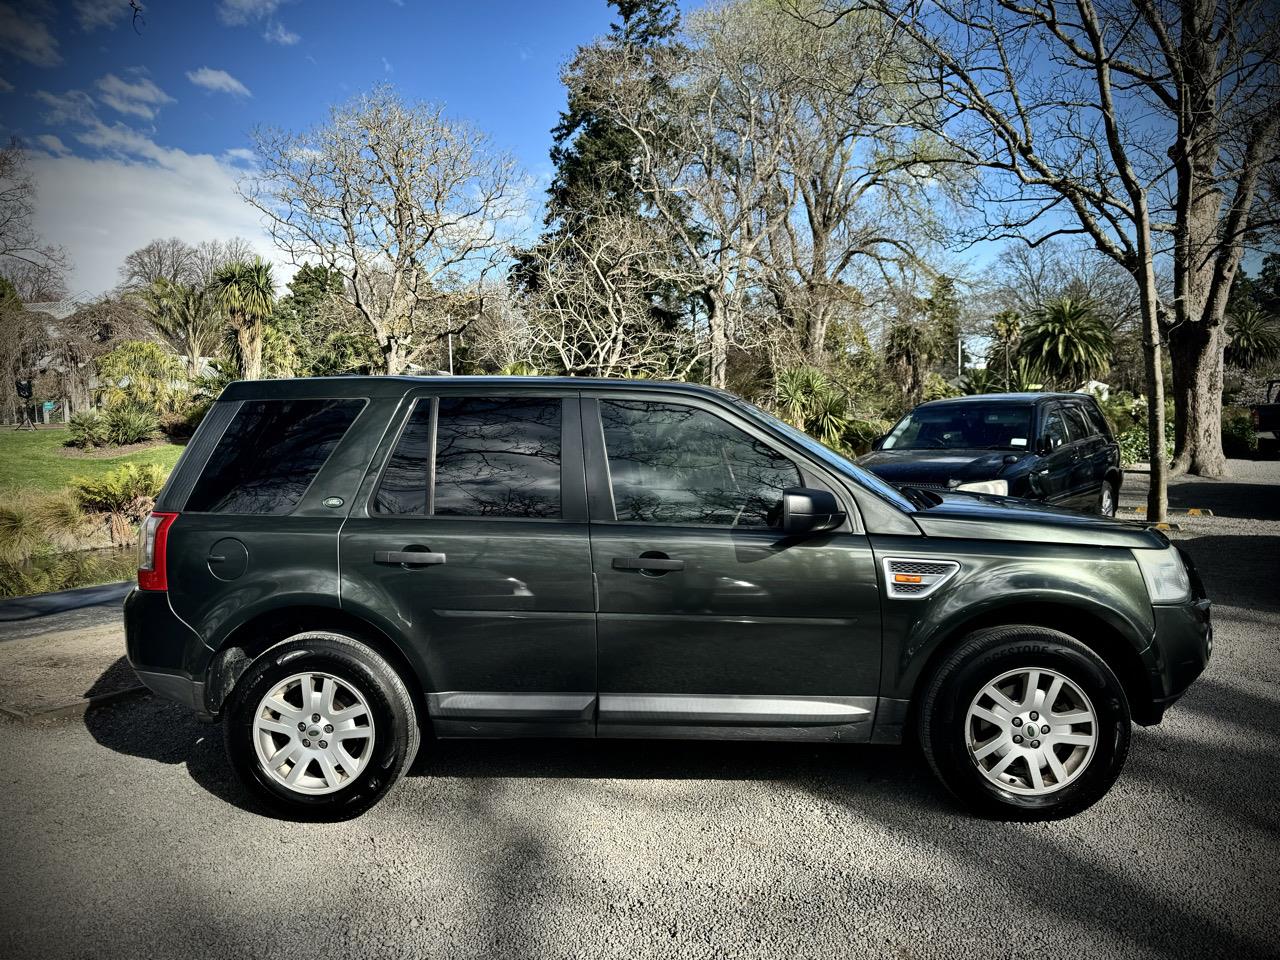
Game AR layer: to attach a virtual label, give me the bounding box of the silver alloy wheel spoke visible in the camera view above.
[252,671,376,797]
[964,667,1098,796]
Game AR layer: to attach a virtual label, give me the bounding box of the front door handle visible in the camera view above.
[375,550,446,566]
[612,557,684,572]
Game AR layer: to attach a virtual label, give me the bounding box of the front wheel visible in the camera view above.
[223,632,420,820]
[918,626,1131,820]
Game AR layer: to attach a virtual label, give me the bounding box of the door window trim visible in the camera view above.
[581,390,860,533]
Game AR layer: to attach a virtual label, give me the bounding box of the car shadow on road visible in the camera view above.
[1167,481,1280,521]
[1174,535,1280,614]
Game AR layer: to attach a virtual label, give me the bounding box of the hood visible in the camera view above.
[856,448,1023,485]
[911,491,1166,549]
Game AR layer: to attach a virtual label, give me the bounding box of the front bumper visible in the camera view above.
[124,588,214,718]
[1134,549,1212,724]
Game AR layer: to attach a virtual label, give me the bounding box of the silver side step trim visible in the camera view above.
[428,692,595,721]
[598,694,875,725]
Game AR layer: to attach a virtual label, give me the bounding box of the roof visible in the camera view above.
[218,374,741,403]
[917,392,1088,406]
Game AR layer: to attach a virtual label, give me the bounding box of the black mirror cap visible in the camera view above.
[774,486,846,536]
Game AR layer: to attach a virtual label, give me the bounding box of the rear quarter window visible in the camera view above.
[184,398,365,514]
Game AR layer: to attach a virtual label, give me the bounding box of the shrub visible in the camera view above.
[67,410,108,448]
[1222,405,1258,457]
[158,401,210,443]
[95,340,186,413]
[104,405,159,446]
[1117,419,1175,467]
[74,463,167,517]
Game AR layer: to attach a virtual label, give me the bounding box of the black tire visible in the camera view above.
[1097,478,1117,517]
[223,632,420,821]
[918,625,1130,820]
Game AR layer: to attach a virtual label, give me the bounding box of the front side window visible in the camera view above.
[600,399,800,527]
[186,398,364,515]
[375,396,562,519]
[1040,406,1071,451]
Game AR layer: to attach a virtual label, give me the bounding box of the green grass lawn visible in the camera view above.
[0,426,184,494]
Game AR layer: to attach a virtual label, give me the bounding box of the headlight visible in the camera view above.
[954,479,1008,495]
[1133,546,1191,603]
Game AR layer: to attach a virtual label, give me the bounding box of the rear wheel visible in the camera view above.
[918,625,1130,820]
[224,632,419,820]
[1097,479,1117,517]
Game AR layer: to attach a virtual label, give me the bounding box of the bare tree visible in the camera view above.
[1,256,68,302]
[241,86,524,375]
[118,237,197,290]
[518,210,703,378]
[810,0,1280,516]
[0,142,69,300]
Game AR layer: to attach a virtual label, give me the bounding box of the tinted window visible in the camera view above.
[186,398,364,514]
[1040,406,1070,451]
[436,397,561,517]
[1062,404,1094,442]
[600,400,800,527]
[374,401,433,515]
[1084,402,1112,438]
[882,403,1034,451]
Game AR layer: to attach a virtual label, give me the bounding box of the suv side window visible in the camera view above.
[1084,401,1112,439]
[1062,404,1095,442]
[185,398,364,515]
[599,399,800,527]
[1039,405,1071,452]
[376,396,562,519]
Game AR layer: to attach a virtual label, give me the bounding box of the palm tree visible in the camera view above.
[143,280,223,378]
[884,321,938,406]
[1225,308,1280,369]
[1019,296,1112,389]
[209,259,275,380]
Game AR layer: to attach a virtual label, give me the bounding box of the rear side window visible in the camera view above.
[1084,402,1112,438]
[185,398,364,514]
[375,397,562,519]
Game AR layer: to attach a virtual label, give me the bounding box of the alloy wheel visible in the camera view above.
[252,672,376,795]
[964,667,1097,795]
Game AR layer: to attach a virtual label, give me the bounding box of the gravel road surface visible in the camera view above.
[1,464,1277,960]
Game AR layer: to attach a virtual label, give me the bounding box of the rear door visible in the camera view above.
[339,388,597,736]
[583,391,882,741]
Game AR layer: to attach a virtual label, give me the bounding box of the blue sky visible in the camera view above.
[0,0,628,297]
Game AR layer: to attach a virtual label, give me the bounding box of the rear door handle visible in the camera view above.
[612,557,684,572]
[375,550,446,566]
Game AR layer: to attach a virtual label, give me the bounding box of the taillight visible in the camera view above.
[137,512,178,591]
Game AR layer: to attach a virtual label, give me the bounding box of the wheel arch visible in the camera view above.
[204,604,425,720]
[906,601,1152,732]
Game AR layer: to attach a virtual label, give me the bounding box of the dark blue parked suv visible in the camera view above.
[858,393,1122,516]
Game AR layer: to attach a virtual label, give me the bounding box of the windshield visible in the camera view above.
[882,402,1034,452]
[732,400,917,513]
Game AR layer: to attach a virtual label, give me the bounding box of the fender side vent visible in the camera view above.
[882,557,960,599]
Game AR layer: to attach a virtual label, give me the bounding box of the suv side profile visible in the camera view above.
[125,377,1211,821]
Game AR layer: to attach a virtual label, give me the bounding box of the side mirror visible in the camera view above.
[870,434,887,451]
[774,487,846,536]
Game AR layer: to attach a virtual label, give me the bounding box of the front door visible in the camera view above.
[339,390,596,736]
[1033,403,1076,506]
[583,393,882,741]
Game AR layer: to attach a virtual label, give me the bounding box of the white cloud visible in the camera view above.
[223,147,256,164]
[263,20,299,45]
[0,3,61,67]
[28,142,290,299]
[34,134,70,156]
[35,89,98,126]
[95,73,174,120]
[382,57,394,74]
[74,0,123,31]
[0,76,13,93]
[186,67,252,98]
[217,0,283,26]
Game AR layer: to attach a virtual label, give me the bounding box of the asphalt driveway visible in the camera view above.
[1,465,1278,960]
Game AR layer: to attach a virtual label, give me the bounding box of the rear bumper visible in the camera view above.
[124,588,214,718]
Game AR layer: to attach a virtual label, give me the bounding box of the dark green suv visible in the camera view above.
[125,377,1211,820]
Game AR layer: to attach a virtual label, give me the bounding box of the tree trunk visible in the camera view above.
[380,336,403,376]
[1168,322,1228,478]
[804,306,828,366]
[235,318,263,380]
[707,290,728,390]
